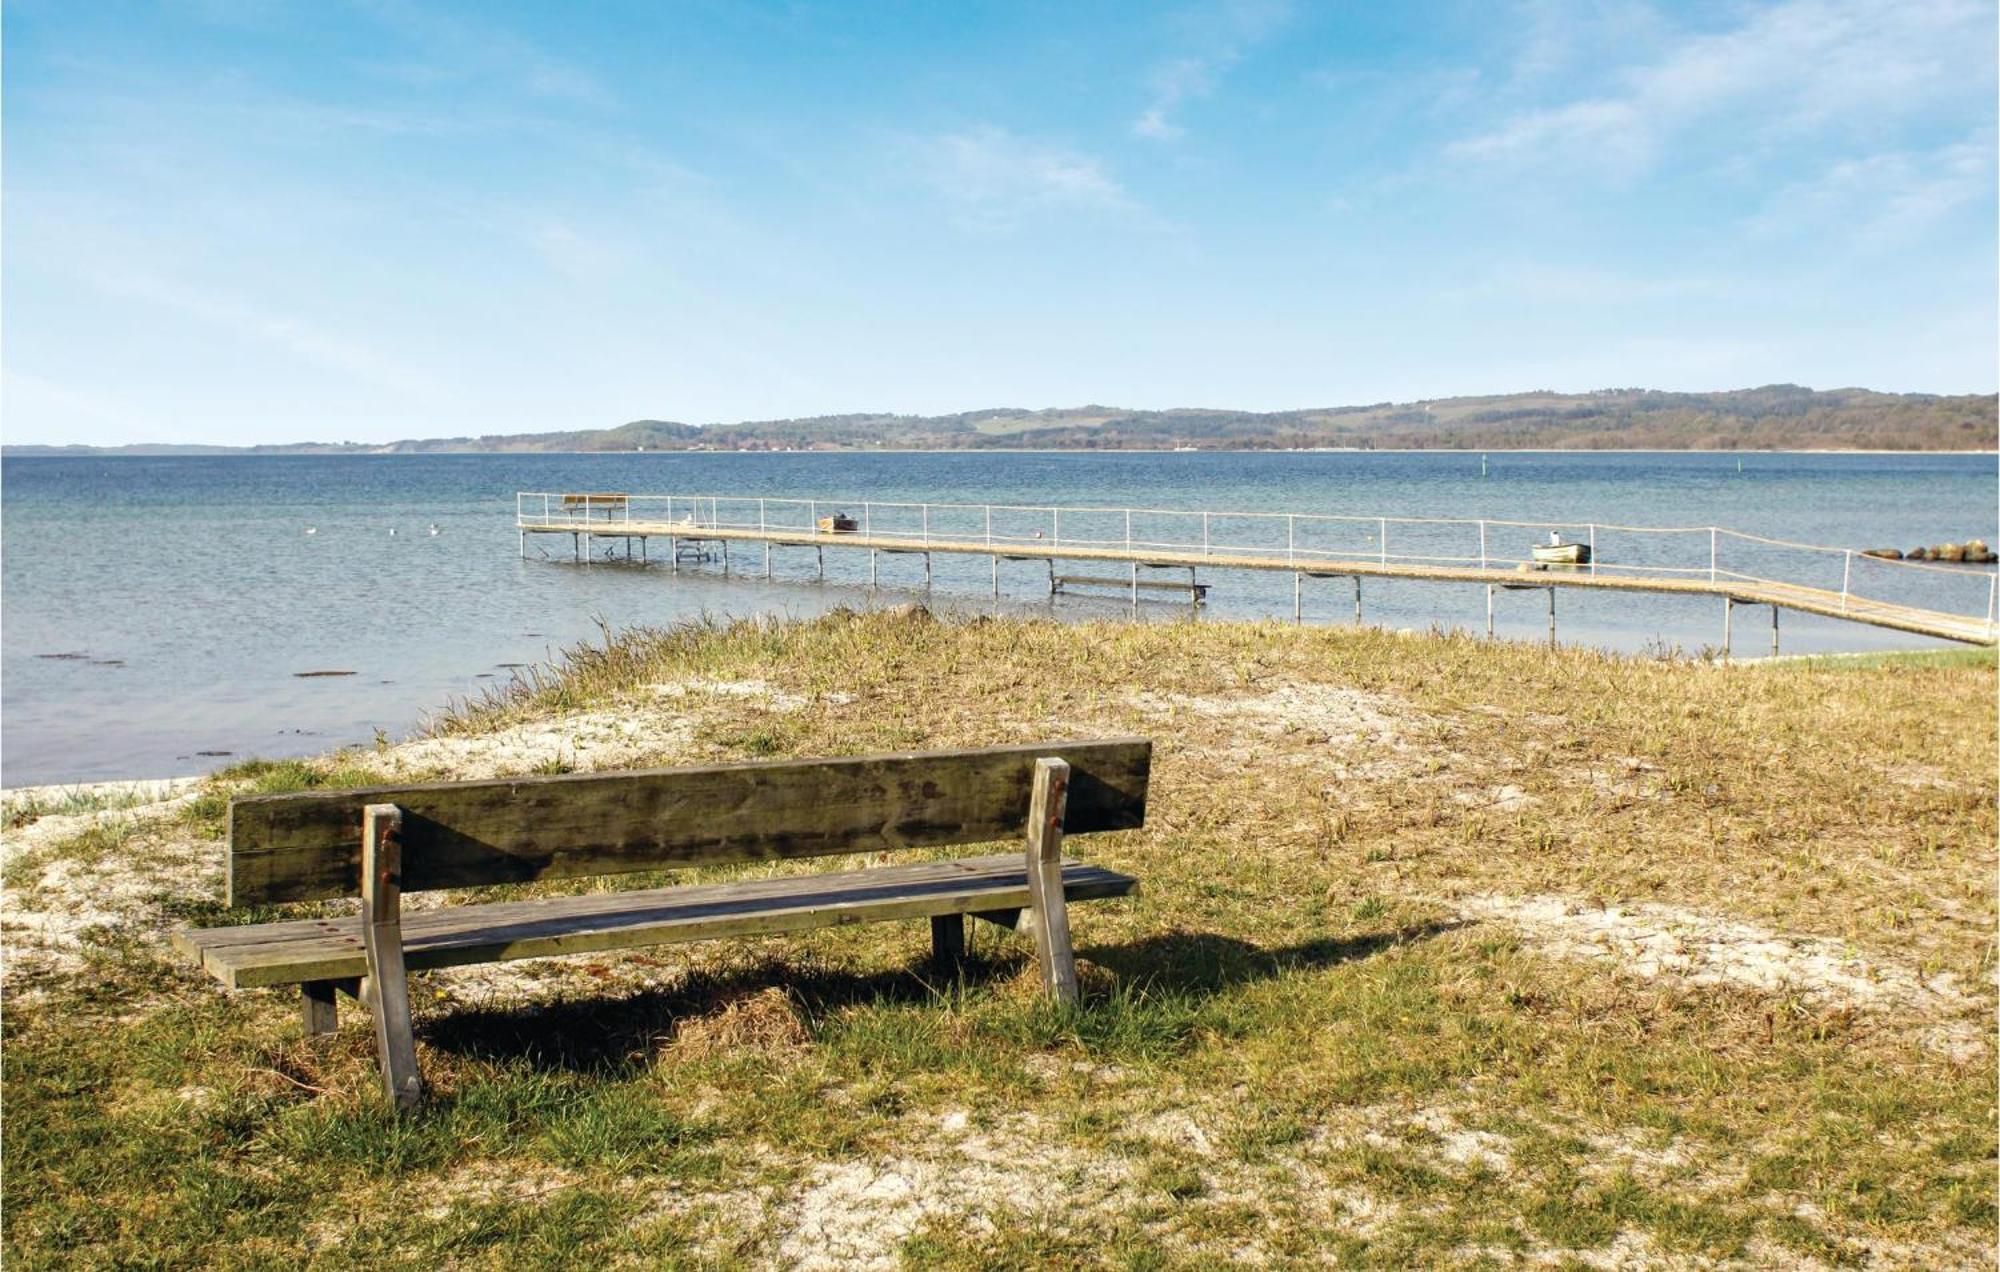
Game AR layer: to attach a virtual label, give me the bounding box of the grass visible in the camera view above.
[4,610,1994,1267]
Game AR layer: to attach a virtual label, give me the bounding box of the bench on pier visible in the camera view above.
[560,492,630,518]
[174,739,1151,1109]
[1053,575,1209,602]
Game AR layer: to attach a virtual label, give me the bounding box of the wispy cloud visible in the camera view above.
[82,267,450,401]
[915,127,1131,229]
[1449,0,1994,178]
[1131,0,1292,142]
[1750,131,1996,247]
[350,0,614,108]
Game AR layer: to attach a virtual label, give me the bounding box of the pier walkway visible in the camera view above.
[516,493,1999,649]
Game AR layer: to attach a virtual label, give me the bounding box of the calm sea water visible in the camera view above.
[3,451,1994,786]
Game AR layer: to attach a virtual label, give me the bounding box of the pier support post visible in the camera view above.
[992,555,999,597]
[816,545,824,580]
[1048,559,1056,595]
[722,540,729,576]
[925,553,933,590]
[1131,562,1139,610]
[1486,584,1495,638]
[869,550,877,587]
[764,543,771,578]
[1354,577,1362,624]
[1771,604,1779,656]
[1547,587,1556,648]
[519,530,525,558]
[1722,597,1732,659]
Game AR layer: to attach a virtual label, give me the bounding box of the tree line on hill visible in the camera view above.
[7,385,1994,455]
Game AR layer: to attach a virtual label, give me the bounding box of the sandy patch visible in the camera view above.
[1130,683,1412,747]
[1457,893,1988,1059]
[1,779,203,868]
[384,709,697,780]
[1452,783,1537,812]
[650,677,819,712]
[2,827,216,986]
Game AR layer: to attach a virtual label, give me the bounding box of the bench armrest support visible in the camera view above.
[361,804,423,1110]
[1024,758,1079,1003]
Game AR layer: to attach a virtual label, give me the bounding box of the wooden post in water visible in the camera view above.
[1547,587,1556,647]
[1486,584,1495,638]
[1722,596,1732,658]
[1293,571,1302,622]
[1771,604,1779,656]
[1354,576,1362,624]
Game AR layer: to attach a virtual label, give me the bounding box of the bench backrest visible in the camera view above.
[226,738,1151,905]
[560,492,628,511]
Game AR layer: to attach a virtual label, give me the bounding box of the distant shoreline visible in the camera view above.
[6,446,1998,458]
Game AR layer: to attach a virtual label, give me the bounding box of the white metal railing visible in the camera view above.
[516,492,2000,633]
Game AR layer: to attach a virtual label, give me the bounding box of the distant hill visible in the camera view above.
[6,386,1995,455]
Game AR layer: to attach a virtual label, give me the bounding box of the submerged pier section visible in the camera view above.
[515,492,2000,649]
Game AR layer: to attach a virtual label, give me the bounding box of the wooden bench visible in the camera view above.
[560,492,629,519]
[174,739,1150,1109]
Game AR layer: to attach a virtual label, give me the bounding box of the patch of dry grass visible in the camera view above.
[5,611,1994,1268]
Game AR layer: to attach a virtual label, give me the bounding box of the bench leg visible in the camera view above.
[930,914,966,973]
[361,804,423,1111]
[301,980,339,1035]
[1025,758,1080,1003]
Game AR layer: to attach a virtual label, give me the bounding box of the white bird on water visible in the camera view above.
[304,526,317,536]
[427,523,440,536]
[389,527,398,537]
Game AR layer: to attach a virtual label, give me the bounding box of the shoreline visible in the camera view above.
[6,446,1998,458]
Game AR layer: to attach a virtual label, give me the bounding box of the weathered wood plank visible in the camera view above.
[226,738,1150,905]
[180,855,1137,987]
[360,805,422,1110]
[1024,758,1080,1003]
[300,980,338,1035]
[190,857,1028,956]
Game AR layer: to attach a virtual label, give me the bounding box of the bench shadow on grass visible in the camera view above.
[414,921,1462,1076]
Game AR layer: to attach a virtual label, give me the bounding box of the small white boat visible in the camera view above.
[1531,537,1591,566]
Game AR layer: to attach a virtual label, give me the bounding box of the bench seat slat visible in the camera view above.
[175,854,1136,988]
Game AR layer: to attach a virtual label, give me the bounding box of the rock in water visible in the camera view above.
[1934,543,1966,562]
[1862,548,1903,560]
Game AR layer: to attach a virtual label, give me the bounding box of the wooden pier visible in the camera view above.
[516,493,1999,649]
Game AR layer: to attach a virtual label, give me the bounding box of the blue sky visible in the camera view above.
[4,0,1995,446]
